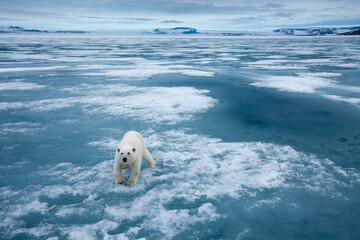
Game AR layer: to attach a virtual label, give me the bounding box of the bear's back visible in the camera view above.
[120,131,144,150]
[123,131,142,141]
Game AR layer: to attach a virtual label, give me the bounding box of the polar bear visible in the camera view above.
[114,131,154,186]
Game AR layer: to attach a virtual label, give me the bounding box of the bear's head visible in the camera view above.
[115,144,136,164]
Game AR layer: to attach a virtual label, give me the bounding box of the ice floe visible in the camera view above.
[0,66,66,73]
[81,57,215,79]
[323,95,360,104]
[250,73,338,93]
[1,130,359,238]
[0,81,46,91]
[0,122,44,134]
[0,83,217,125]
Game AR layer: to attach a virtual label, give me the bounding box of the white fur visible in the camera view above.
[114,131,154,186]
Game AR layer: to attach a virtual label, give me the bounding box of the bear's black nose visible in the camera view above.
[123,157,127,162]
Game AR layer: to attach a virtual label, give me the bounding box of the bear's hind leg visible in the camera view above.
[143,147,155,168]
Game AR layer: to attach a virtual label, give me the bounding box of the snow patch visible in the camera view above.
[0,81,46,91]
[250,73,338,93]
[0,122,44,134]
[323,95,360,104]
[80,57,214,79]
[0,83,217,125]
[0,66,66,73]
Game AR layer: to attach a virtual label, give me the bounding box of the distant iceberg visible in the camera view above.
[153,27,198,34]
[273,26,360,36]
[0,26,87,34]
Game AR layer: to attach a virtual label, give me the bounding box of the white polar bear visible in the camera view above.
[114,131,154,186]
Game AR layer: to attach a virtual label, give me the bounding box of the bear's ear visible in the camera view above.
[117,148,120,152]
[132,148,136,153]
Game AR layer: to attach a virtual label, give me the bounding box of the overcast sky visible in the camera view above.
[0,0,359,30]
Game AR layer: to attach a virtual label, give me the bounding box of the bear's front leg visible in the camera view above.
[116,176,125,185]
[126,163,141,186]
[114,161,125,184]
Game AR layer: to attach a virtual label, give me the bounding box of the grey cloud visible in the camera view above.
[0,7,67,18]
[78,16,119,20]
[273,12,293,17]
[223,15,269,24]
[1,0,359,30]
[138,1,285,14]
[77,16,156,24]
[160,20,183,24]
[0,17,27,21]
[122,18,155,22]
[110,1,258,14]
[266,3,284,8]
[0,1,287,15]
[315,14,334,17]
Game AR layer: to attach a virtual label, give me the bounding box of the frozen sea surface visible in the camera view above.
[1,35,360,239]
